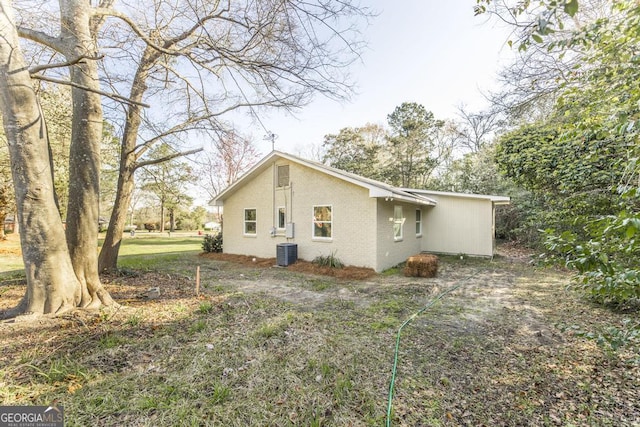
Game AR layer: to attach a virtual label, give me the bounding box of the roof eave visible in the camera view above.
[210,151,280,205]
[403,188,510,204]
[369,188,436,206]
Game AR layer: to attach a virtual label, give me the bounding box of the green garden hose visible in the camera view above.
[385,281,464,427]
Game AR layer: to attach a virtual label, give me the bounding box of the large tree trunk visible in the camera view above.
[0,170,11,241]
[99,47,156,272]
[99,164,135,271]
[0,0,80,316]
[159,200,165,233]
[60,0,114,308]
[13,209,19,235]
[0,207,6,240]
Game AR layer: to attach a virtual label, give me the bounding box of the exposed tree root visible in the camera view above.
[0,296,27,320]
[1,294,120,322]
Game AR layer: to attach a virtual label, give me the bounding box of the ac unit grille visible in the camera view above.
[276,243,297,266]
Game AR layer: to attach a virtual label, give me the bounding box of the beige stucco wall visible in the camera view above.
[421,194,494,256]
[221,159,380,270]
[375,201,424,272]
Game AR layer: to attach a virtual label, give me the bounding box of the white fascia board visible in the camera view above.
[403,188,510,204]
[369,187,436,206]
[391,193,437,206]
[368,187,393,198]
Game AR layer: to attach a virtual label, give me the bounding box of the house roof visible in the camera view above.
[402,189,511,205]
[212,151,438,207]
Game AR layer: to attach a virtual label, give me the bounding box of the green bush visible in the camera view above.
[543,187,640,307]
[560,320,640,363]
[202,233,223,253]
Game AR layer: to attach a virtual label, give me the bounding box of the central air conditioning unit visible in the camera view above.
[276,243,298,266]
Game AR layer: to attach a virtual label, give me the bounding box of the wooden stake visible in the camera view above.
[196,265,200,296]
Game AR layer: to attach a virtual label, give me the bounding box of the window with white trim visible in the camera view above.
[415,208,422,236]
[277,207,286,229]
[393,205,404,241]
[313,205,332,239]
[244,208,257,235]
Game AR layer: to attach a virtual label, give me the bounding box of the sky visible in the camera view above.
[239,1,515,156]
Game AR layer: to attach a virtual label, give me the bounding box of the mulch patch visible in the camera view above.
[199,252,377,280]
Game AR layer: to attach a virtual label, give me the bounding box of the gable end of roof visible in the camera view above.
[212,151,437,206]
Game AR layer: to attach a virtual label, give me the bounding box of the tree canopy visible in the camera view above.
[139,143,196,232]
[322,124,385,181]
[321,103,455,188]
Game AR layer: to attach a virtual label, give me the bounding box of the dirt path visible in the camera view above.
[203,256,564,350]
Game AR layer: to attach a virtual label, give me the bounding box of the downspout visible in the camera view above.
[491,202,496,256]
[288,182,293,241]
[272,162,276,231]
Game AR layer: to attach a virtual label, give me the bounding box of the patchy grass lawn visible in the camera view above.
[0,245,638,426]
[114,234,204,272]
[0,233,24,279]
[0,233,205,276]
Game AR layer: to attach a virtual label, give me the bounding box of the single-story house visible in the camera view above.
[212,151,510,272]
[203,221,221,232]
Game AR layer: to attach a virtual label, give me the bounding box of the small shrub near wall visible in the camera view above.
[202,233,223,253]
[313,252,344,269]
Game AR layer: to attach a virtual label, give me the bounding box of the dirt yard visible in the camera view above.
[0,251,638,426]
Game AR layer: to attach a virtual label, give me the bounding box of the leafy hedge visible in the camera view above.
[543,186,640,306]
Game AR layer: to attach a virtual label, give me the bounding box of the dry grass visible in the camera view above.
[0,233,24,274]
[0,249,639,426]
[0,245,20,256]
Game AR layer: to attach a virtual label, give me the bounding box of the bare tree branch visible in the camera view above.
[17,26,61,52]
[30,74,150,108]
[92,6,224,56]
[91,0,117,37]
[28,54,104,75]
[135,147,203,169]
